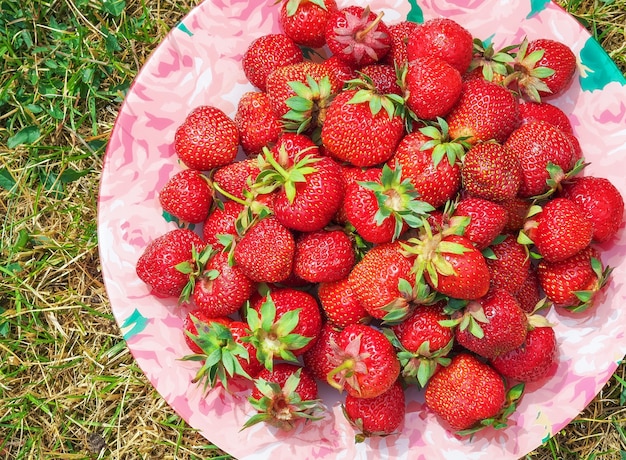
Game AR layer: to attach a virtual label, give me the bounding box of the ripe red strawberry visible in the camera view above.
[248,288,322,363]
[388,130,461,209]
[303,321,342,381]
[174,106,240,171]
[192,250,256,317]
[159,168,213,223]
[265,61,342,121]
[293,229,355,283]
[460,141,522,202]
[182,311,231,354]
[325,5,391,67]
[182,315,263,390]
[560,176,625,243]
[454,288,529,359]
[500,196,533,233]
[233,216,295,283]
[242,33,303,91]
[485,234,531,295]
[322,54,359,86]
[327,323,401,399]
[537,245,611,311]
[406,17,474,74]
[317,277,371,328]
[269,132,321,169]
[518,101,573,134]
[343,380,405,441]
[260,155,344,232]
[405,231,491,300]
[321,88,405,167]
[404,56,463,120]
[491,326,557,382]
[244,363,323,431]
[387,303,454,387]
[425,352,507,432]
[514,38,577,100]
[382,20,419,68]
[136,228,205,298]
[514,266,542,313]
[279,0,338,48]
[212,158,261,201]
[358,63,403,96]
[234,91,283,157]
[348,241,416,321]
[523,197,593,263]
[445,78,520,145]
[504,120,576,198]
[453,196,508,250]
[202,200,244,248]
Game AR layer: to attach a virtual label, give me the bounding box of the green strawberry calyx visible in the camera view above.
[181,317,252,393]
[241,295,313,372]
[283,75,337,137]
[504,37,555,102]
[468,38,518,83]
[242,368,325,431]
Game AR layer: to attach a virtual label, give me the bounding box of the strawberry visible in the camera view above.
[246,288,322,368]
[485,233,531,295]
[460,141,522,202]
[182,315,262,391]
[518,101,573,134]
[174,105,240,171]
[343,380,405,441]
[265,61,342,123]
[453,288,529,359]
[452,196,508,250]
[327,323,401,399]
[512,38,577,101]
[424,352,507,432]
[500,196,533,233]
[382,20,419,68]
[386,303,454,387]
[404,55,463,120]
[159,168,213,224]
[317,277,371,328]
[387,129,462,209]
[212,158,261,201]
[324,5,391,67]
[136,228,204,298]
[182,311,231,354]
[192,249,256,318]
[321,88,405,167]
[466,39,517,84]
[234,92,283,157]
[490,326,557,382]
[404,231,491,300]
[560,176,625,243]
[406,18,474,74]
[242,33,303,92]
[322,54,359,86]
[537,245,611,312]
[523,197,593,263]
[514,266,542,313]
[255,153,344,232]
[202,200,244,248]
[233,216,295,283]
[358,63,403,96]
[504,120,576,198]
[293,229,355,283]
[243,363,323,431]
[279,0,338,48]
[269,132,321,168]
[302,321,342,381]
[445,78,520,145]
[348,241,416,321]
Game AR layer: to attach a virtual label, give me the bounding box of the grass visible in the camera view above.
[0,0,625,458]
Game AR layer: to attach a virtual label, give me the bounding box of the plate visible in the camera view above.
[97,0,626,458]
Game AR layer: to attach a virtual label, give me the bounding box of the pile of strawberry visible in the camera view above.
[135,0,625,442]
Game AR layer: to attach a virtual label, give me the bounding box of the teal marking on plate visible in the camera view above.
[481,34,495,48]
[526,0,551,18]
[121,308,149,340]
[579,37,626,91]
[407,0,424,24]
[177,22,193,37]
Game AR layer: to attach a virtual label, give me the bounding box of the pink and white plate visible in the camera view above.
[98,0,626,458]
